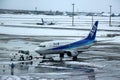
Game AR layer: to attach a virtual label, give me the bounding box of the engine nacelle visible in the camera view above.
[66,50,78,57]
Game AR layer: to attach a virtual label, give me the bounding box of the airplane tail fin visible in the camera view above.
[85,21,98,40]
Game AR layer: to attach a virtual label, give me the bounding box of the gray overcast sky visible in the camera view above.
[0,0,120,13]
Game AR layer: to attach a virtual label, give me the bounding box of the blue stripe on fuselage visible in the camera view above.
[49,39,94,50]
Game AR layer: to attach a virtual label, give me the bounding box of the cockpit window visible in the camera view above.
[39,45,46,47]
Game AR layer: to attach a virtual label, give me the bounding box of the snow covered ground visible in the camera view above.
[0,14,120,44]
[0,14,120,37]
[0,14,120,80]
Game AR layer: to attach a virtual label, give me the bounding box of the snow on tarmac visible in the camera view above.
[0,14,120,80]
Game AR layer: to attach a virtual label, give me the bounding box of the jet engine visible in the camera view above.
[66,50,78,57]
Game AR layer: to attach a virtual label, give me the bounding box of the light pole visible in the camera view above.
[92,15,94,26]
[35,7,37,14]
[72,3,75,26]
[109,5,112,26]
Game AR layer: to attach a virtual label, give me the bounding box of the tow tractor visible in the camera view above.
[11,50,33,61]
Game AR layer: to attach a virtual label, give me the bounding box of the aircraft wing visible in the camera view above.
[94,39,113,43]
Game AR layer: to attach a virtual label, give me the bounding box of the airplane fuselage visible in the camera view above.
[35,39,94,55]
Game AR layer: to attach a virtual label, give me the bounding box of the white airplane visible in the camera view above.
[35,21,98,61]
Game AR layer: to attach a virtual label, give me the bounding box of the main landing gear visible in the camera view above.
[60,53,78,61]
[72,56,78,61]
[60,53,64,61]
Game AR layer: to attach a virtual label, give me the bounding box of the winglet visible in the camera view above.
[86,21,98,40]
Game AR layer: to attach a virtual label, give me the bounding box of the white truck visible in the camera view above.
[11,50,33,61]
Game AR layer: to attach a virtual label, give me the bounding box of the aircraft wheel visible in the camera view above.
[72,56,78,61]
[60,53,64,58]
[28,56,33,60]
[60,53,64,61]
[20,55,24,61]
[43,56,46,59]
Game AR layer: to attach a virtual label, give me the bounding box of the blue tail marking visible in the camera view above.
[85,21,98,40]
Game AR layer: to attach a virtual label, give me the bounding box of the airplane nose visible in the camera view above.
[35,47,40,53]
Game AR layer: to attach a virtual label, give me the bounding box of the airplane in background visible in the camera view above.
[36,18,55,25]
[35,21,98,61]
[25,18,55,25]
